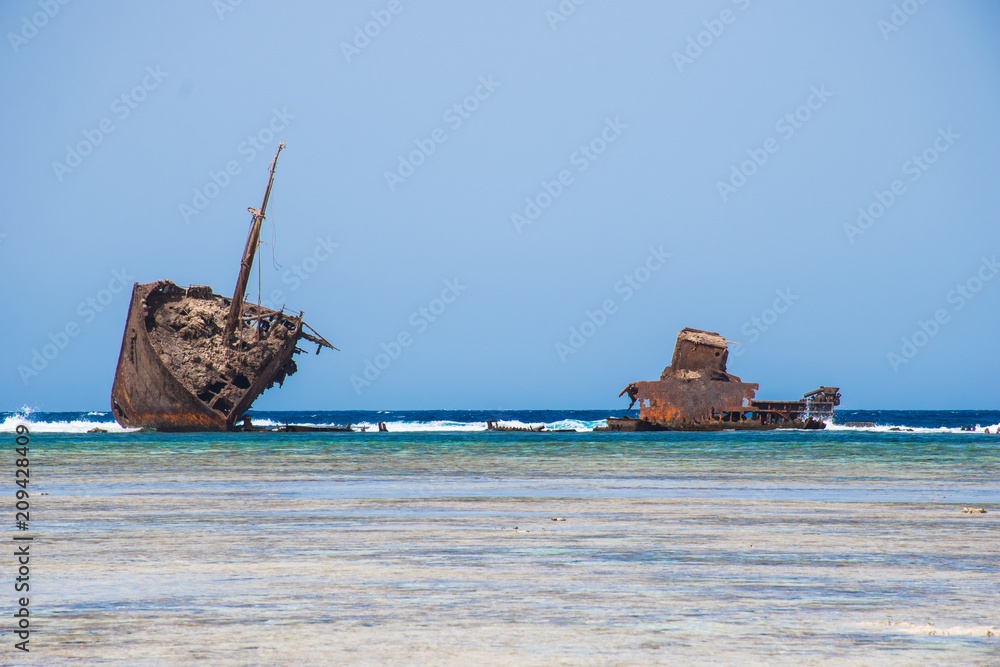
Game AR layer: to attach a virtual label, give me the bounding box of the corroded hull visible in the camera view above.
[111,281,305,432]
[606,328,840,433]
[111,144,333,432]
[633,377,759,424]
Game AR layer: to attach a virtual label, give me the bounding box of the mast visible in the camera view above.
[223,142,285,341]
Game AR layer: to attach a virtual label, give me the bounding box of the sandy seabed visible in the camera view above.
[16,443,1000,666]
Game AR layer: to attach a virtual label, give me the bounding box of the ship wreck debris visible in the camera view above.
[486,420,577,433]
[598,328,840,431]
[110,143,336,432]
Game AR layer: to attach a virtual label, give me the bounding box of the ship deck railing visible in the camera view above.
[712,406,802,425]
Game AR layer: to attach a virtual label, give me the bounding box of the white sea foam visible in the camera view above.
[0,412,592,434]
[361,420,488,432]
[826,421,1000,435]
[241,418,282,428]
[0,406,139,434]
[252,419,600,433]
[254,419,595,433]
[0,414,138,434]
[339,420,557,433]
[4,409,997,436]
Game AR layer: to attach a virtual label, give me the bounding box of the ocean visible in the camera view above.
[3,409,998,665]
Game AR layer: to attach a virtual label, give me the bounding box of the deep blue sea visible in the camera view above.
[3,407,1000,434]
[5,408,998,664]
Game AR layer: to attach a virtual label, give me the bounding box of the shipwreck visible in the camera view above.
[110,143,335,431]
[599,327,840,431]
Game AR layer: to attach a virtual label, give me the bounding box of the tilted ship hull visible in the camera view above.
[110,143,333,432]
[110,281,330,431]
[599,328,839,432]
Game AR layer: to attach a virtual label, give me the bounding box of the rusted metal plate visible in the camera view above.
[635,377,758,424]
[669,327,731,374]
[111,283,228,431]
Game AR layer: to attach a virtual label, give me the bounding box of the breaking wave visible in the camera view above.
[235,418,605,433]
[825,421,1000,435]
[1,407,997,435]
[0,407,137,434]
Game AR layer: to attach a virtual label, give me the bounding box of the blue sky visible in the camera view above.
[2,0,998,411]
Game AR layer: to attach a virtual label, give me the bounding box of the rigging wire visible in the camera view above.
[268,180,282,271]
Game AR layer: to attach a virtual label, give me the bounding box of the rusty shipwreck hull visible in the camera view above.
[600,327,839,432]
[111,281,314,431]
[110,143,334,432]
[631,376,758,424]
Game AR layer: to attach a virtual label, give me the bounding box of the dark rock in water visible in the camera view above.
[88,427,108,433]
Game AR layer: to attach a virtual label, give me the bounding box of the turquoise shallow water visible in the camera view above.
[7,411,1000,664]
[39,429,1000,502]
